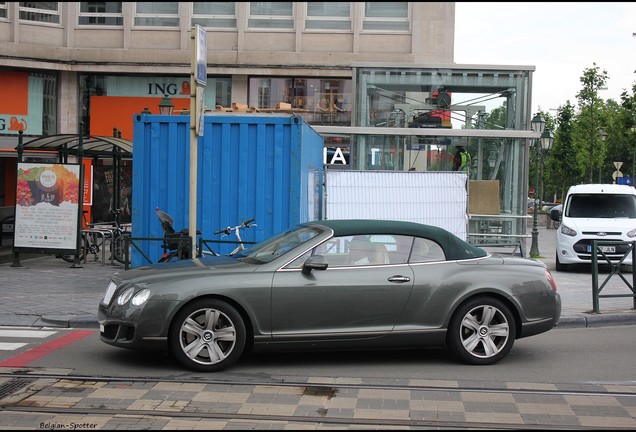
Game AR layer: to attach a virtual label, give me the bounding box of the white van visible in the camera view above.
[550,184,636,271]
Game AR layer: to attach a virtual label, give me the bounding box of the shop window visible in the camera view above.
[192,2,236,29]
[0,2,7,19]
[19,2,60,24]
[247,77,352,126]
[134,2,179,27]
[248,2,293,30]
[363,2,409,32]
[78,2,123,26]
[305,2,351,31]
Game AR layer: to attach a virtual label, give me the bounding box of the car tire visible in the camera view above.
[555,253,568,272]
[169,299,246,372]
[446,296,516,365]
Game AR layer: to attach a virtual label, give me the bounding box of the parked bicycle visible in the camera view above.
[58,208,131,265]
[209,218,257,255]
[156,207,256,262]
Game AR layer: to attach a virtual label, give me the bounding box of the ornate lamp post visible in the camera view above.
[158,97,174,115]
[529,114,554,258]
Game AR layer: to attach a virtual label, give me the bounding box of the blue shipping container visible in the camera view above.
[131,113,324,267]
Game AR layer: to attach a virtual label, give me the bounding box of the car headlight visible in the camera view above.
[627,228,636,238]
[116,287,151,306]
[117,287,135,305]
[131,289,150,306]
[560,224,577,237]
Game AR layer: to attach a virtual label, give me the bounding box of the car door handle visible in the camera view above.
[388,275,410,283]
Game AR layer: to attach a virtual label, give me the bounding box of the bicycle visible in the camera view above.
[155,207,256,262]
[58,209,131,266]
[207,218,257,256]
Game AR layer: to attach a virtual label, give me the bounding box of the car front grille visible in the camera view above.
[101,323,135,342]
[573,239,633,261]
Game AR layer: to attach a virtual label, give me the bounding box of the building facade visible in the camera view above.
[0,2,538,254]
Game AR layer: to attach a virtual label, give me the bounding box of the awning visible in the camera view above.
[19,134,132,158]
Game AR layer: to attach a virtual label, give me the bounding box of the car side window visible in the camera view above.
[285,234,412,269]
[285,236,348,269]
[347,236,387,266]
[409,237,445,263]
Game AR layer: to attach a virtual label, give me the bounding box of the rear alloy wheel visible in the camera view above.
[169,299,246,372]
[447,297,516,365]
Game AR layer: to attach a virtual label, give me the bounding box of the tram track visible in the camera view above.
[1,371,635,430]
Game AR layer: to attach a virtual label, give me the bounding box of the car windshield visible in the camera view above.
[566,194,636,218]
[233,225,324,264]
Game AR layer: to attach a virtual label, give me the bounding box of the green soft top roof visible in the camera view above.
[310,219,487,261]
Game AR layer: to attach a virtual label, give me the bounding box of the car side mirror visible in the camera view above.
[301,254,328,275]
[550,208,561,221]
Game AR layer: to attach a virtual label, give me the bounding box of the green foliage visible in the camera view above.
[542,63,636,199]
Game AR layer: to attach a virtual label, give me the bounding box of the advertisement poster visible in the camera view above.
[13,162,80,251]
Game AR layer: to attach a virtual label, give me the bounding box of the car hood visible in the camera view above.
[112,255,257,285]
[565,217,636,233]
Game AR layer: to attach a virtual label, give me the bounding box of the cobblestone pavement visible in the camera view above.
[1,373,635,429]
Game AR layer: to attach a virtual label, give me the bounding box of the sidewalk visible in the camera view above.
[0,226,634,329]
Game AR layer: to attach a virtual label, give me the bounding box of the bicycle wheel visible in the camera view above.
[85,231,104,262]
[59,235,87,263]
[112,233,131,265]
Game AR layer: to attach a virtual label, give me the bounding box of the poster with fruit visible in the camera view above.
[14,162,81,251]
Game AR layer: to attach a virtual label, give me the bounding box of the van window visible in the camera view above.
[566,194,636,218]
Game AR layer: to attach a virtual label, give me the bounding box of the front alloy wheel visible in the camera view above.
[169,299,246,372]
[447,297,516,365]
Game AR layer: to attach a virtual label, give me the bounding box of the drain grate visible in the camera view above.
[0,377,36,400]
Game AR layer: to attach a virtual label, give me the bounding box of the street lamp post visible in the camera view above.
[529,114,554,258]
[631,127,636,183]
[158,97,174,115]
[598,128,608,182]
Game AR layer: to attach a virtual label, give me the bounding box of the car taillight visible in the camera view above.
[545,270,557,292]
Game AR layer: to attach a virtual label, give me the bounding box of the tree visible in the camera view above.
[602,99,629,183]
[544,102,578,201]
[617,84,636,182]
[575,63,609,182]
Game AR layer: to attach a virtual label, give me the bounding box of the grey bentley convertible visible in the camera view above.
[98,219,561,372]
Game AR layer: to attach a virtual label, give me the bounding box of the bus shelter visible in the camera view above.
[15,129,133,226]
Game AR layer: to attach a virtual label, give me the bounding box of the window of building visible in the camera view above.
[78,2,123,26]
[78,74,231,138]
[305,2,351,31]
[192,2,236,29]
[134,2,179,27]
[248,2,293,30]
[0,2,7,19]
[247,76,352,127]
[362,2,409,32]
[19,2,60,24]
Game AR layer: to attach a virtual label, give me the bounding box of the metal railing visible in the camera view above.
[590,240,636,313]
[121,236,255,270]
